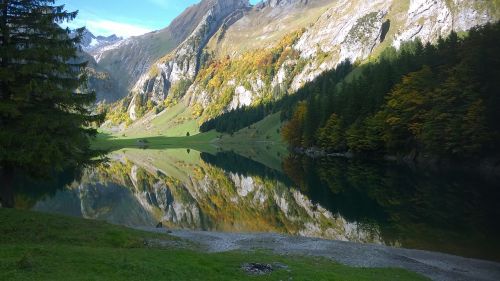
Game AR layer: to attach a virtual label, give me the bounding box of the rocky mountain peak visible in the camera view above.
[96,34,120,42]
[71,28,122,53]
[204,0,250,14]
[128,0,250,119]
[207,0,249,6]
[71,28,94,47]
[255,0,309,9]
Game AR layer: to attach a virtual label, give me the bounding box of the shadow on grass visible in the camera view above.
[92,132,287,171]
[93,132,219,154]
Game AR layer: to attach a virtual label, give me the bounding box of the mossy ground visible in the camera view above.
[0,208,429,281]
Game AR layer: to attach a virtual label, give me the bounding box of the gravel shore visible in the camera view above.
[138,227,500,281]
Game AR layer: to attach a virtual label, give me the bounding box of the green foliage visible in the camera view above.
[195,30,305,121]
[281,102,307,148]
[346,12,379,45]
[106,97,133,126]
[148,64,160,78]
[382,66,437,153]
[282,22,500,159]
[317,114,345,151]
[345,117,384,153]
[0,1,102,178]
[169,79,192,100]
[200,60,353,134]
[134,95,147,119]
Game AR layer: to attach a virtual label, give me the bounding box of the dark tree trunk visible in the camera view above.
[0,164,15,208]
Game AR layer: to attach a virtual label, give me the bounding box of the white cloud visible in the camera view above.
[85,19,152,38]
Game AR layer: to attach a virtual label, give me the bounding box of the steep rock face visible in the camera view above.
[258,0,310,8]
[89,0,234,104]
[295,0,391,58]
[208,0,332,58]
[182,0,498,118]
[107,0,497,123]
[393,0,495,48]
[129,0,250,120]
[291,0,392,90]
[292,0,497,89]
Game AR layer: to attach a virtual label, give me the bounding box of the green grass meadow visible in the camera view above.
[0,208,429,281]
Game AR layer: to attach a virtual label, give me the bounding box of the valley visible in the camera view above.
[2,0,500,280]
[89,0,499,165]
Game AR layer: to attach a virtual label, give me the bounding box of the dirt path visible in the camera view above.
[139,227,500,281]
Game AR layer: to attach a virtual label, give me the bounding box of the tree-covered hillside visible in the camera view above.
[279,22,500,159]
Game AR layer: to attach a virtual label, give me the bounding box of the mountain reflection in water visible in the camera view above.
[6,148,500,262]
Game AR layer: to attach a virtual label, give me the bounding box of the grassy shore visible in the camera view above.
[0,208,428,281]
[92,130,220,153]
[93,112,288,171]
[93,112,285,151]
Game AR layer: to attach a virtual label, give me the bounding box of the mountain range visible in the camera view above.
[80,0,499,132]
[74,28,122,54]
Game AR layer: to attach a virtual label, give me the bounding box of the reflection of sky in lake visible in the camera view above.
[27,148,500,262]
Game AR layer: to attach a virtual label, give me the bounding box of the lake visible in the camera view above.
[4,147,500,262]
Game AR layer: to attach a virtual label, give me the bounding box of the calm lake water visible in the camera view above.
[5,147,500,262]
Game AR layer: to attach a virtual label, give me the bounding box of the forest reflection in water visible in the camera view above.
[4,148,500,262]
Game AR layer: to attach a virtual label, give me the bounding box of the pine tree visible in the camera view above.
[0,0,101,204]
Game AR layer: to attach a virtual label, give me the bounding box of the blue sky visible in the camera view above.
[57,0,260,38]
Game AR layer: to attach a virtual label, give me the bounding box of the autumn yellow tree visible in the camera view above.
[281,102,308,148]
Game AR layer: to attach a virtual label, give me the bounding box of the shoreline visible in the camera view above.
[293,147,500,179]
[139,227,500,281]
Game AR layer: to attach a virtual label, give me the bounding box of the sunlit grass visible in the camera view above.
[93,112,288,171]
[0,208,429,281]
